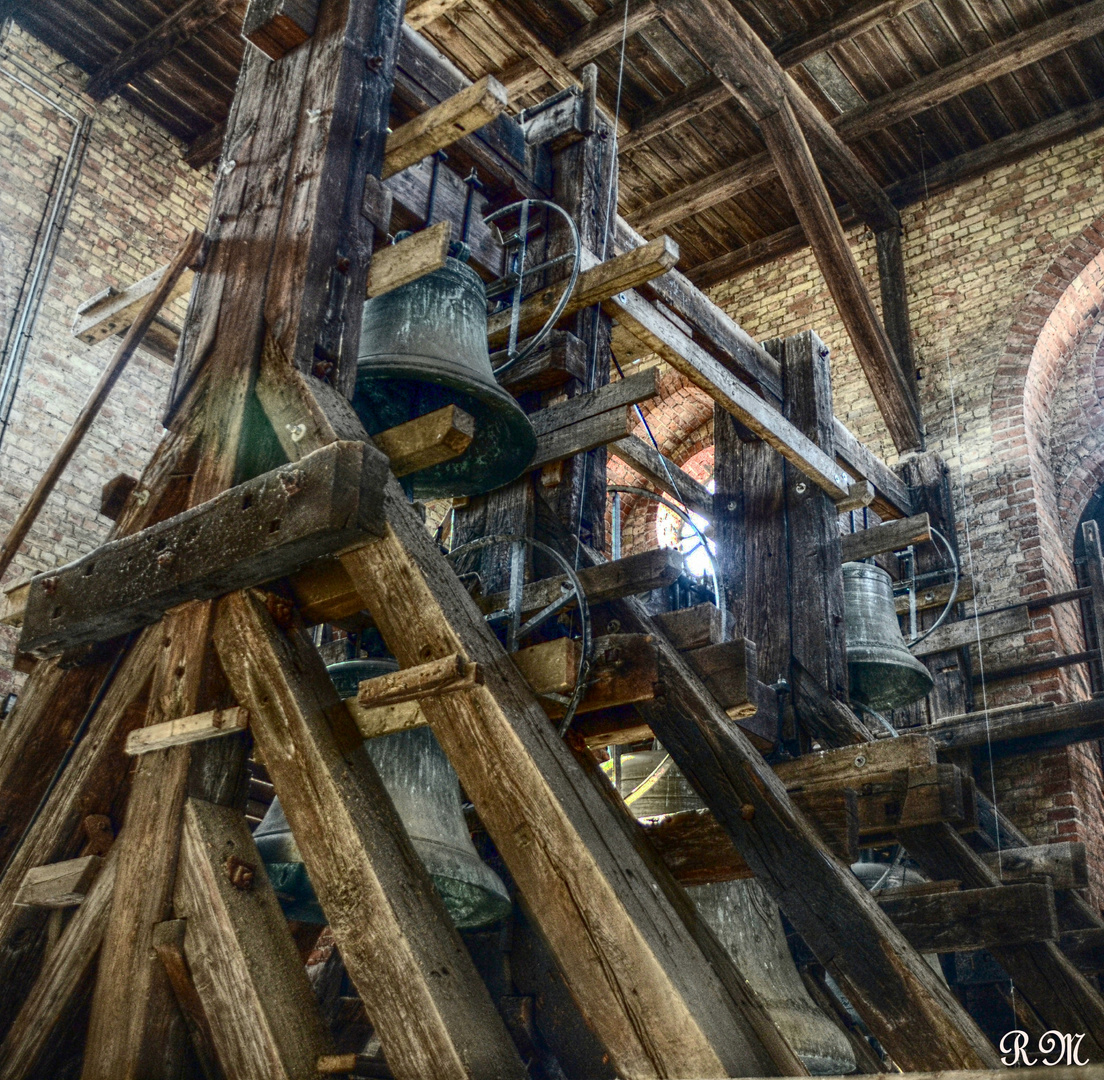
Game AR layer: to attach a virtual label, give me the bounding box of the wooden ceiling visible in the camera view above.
[7,0,1104,287]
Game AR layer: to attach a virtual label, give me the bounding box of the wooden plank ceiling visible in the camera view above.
[8,0,1104,286]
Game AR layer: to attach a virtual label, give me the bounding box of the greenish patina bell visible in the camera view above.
[843,561,934,711]
[353,255,536,498]
[253,659,512,929]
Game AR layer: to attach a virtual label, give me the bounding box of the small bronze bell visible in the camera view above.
[354,255,536,498]
[843,561,934,712]
[603,751,857,1075]
[254,660,511,928]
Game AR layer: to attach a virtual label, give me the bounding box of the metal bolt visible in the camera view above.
[795,482,807,495]
[854,754,867,768]
[41,577,58,595]
[740,803,755,821]
[279,469,304,497]
[286,422,307,443]
[156,550,175,569]
[224,855,255,890]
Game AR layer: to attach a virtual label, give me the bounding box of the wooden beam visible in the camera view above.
[477,546,685,616]
[72,260,194,352]
[610,579,1000,1068]
[185,121,226,170]
[494,331,587,394]
[878,882,1058,952]
[756,98,921,451]
[604,286,857,501]
[876,225,919,402]
[774,731,937,786]
[841,513,930,562]
[404,0,466,29]
[383,75,509,179]
[174,798,332,1078]
[633,0,1104,240]
[774,0,926,66]
[243,0,320,60]
[19,440,389,658]
[530,407,633,469]
[621,77,730,151]
[0,846,118,1080]
[528,369,659,436]
[366,220,451,297]
[609,435,715,520]
[214,590,529,1079]
[374,404,475,478]
[85,0,238,101]
[898,822,1104,1055]
[356,653,480,707]
[486,236,680,347]
[896,576,975,616]
[557,0,660,68]
[686,639,759,720]
[980,841,1088,889]
[124,706,250,756]
[0,579,28,626]
[833,419,914,518]
[910,604,1029,658]
[14,855,102,908]
[653,603,724,650]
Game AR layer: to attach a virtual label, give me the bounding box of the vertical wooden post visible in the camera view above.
[875,225,919,414]
[546,70,616,552]
[782,331,848,706]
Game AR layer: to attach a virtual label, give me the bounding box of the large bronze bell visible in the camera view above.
[354,255,536,498]
[254,660,511,929]
[843,561,934,712]
[603,750,856,1075]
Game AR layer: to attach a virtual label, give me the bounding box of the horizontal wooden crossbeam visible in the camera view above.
[609,436,715,521]
[124,706,250,756]
[19,440,389,657]
[356,653,481,708]
[486,237,680,347]
[979,841,1087,889]
[841,513,930,562]
[366,220,452,298]
[910,604,1029,658]
[373,404,475,478]
[383,75,509,179]
[14,855,102,908]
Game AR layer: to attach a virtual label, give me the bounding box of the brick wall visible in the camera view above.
[0,25,211,697]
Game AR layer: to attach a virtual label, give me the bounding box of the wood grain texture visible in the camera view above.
[366,220,451,297]
[373,404,475,477]
[910,604,1030,658]
[841,514,931,563]
[175,798,330,1079]
[213,589,528,1080]
[0,845,118,1079]
[125,706,250,756]
[14,854,102,908]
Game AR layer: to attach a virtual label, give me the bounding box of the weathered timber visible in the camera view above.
[609,435,715,520]
[366,220,451,297]
[774,732,936,787]
[0,230,203,585]
[20,441,389,657]
[898,822,1104,1057]
[14,855,102,907]
[832,419,914,519]
[356,653,480,707]
[606,288,856,501]
[344,697,425,740]
[530,409,632,471]
[1082,520,1104,684]
[494,331,586,394]
[851,765,966,839]
[151,920,223,1080]
[528,370,659,436]
[686,639,758,720]
[243,0,320,59]
[124,706,250,756]
[979,841,1088,889]
[0,579,28,626]
[82,602,221,1080]
[404,0,466,29]
[758,100,921,452]
[174,798,332,1077]
[841,514,931,563]
[478,546,684,617]
[214,590,530,1080]
[486,238,680,347]
[909,604,1030,658]
[373,404,475,477]
[875,226,919,405]
[1061,928,1104,974]
[557,0,660,68]
[0,627,159,966]
[342,508,786,1075]
[261,327,789,1077]
[609,587,999,1068]
[514,633,660,718]
[86,0,238,100]
[790,659,874,746]
[640,790,858,884]
[72,265,193,351]
[0,845,117,1079]
[383,75,509,179]
[878,882,1058,952]
[774,0,926,65]
[653,603,723,650]
[916,695,1104,754]
[896,577,975,616]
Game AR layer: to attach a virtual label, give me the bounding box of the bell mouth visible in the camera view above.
[354,361,536,499]
[848,656,934,712]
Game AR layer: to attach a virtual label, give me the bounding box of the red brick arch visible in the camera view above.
[987,215,1104,693]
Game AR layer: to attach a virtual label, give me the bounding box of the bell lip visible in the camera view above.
[353,359,537,498]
